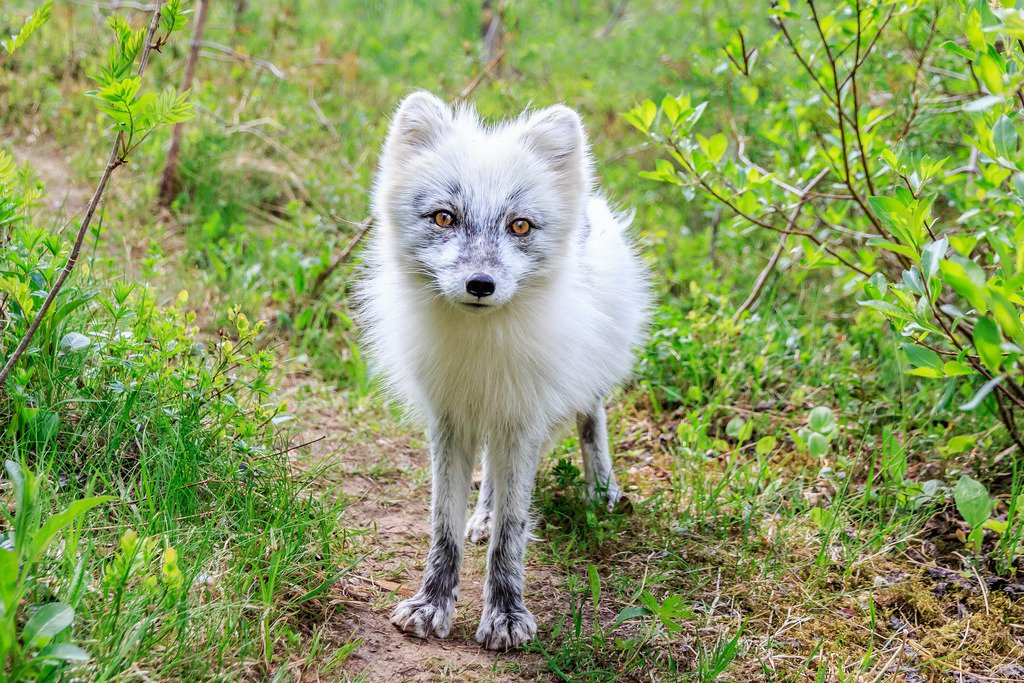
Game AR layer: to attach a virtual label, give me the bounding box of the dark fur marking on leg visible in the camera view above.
[422,531,461,602]
[578,411,597,447]
[487,516,528,614]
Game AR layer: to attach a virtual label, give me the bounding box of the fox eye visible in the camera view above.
[510,218,532,236]
[432,211,455,227]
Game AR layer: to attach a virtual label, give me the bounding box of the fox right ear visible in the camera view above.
[385,92,452,155]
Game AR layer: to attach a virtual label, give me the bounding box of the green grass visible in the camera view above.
[2,0,1023,680]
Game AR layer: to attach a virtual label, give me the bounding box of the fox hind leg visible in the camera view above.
[577,400,622,507]
[466,449,493,544]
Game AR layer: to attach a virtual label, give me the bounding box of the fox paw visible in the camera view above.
[476,609,537,650]
[588,481,622,509]
[465,509,492,544]
[391,595,454,639]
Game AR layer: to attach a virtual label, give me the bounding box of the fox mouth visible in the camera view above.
[459,301,496,313]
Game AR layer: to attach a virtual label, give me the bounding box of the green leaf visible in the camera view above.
[587,563,600,614]
[755,435,777,455]
[699,133,728,164]
[1,1,54,57]
[808,432,828,458]
[0,548,17,608]
[973,316,1003,373]
[808,406,835,433]
[921,238,947,280]
[903,344,942,370]
[954,475,992,530]
[661,95,681,126]
[640,100,657,129]
[882,432,907,483]
[31,496,117,563]
[992,116,1019,159]
[859,299,914,322]
[975,51,1005,95]
[941,434,976,456]
[940,40,974,60]
[966,9,985,50]
[940,259,988,313]
[161,0,191,34]
[34,643,90,663]
[88,77,142,129]
[983,518,1009,534]
[610,606,647,630]
[943,360,974,377]
[866,238,918,261]
[987,287,1022,343]
[23,602,73,647]
[135,88,194,131]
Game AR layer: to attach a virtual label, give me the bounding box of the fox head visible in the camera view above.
[373,91,594,312]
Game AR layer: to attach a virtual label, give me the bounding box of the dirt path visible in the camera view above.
[283,377,556,682]
[7,134,93,215]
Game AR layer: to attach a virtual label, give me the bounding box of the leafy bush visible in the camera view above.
[631,0,1023,454]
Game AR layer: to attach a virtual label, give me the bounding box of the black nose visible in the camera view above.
[465,273,495,298]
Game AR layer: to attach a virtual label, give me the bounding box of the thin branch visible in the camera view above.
[309,217,373,297]
[197,40,286,79]
[669,143,871,277]
[157,0,209,209]
[0,5,165,388]
[457,46,507,102]
[734,168,829,319]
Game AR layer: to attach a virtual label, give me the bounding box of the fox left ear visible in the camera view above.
[521,105,587,176]
[385,91,453,157]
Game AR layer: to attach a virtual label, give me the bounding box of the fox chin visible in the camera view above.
[356,91,651,650]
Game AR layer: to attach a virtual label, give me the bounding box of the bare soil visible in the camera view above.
[8,134,92,215]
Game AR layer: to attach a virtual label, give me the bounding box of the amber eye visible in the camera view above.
[510,218,532,236]
[432,211,455,227]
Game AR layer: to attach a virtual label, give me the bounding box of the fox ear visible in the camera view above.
[385,91,453,155]
[521,105,586,175]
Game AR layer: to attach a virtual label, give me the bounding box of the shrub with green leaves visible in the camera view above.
[629,0,1024,452]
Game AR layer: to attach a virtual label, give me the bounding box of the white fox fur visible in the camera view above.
[358,91,650,650]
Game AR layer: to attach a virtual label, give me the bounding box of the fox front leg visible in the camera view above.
[391,416,474,639]
[476,426,541,650]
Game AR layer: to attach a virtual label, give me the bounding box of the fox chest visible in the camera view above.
[410,328,575,426]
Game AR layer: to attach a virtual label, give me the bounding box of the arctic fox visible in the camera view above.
[358,91,650,650]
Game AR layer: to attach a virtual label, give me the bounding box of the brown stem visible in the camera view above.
[0,5,165,389]
[309,217,373,297]
[733,168,829,319]
[670,144,871,277]
[848,0,877,196]
[157,0,209,209]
